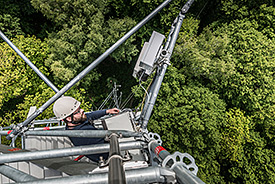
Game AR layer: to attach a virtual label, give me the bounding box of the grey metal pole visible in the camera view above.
[16,166,172,184]
[24,130,141,138]
[0,130,15,136]
[141,16,182,129]
[108,134,126,184]
[0,164,37,182]
[1,125,14,130]
[149,141,205,184]
[0,141,144,164]
[10,135,18,147]
[28,126,65,131]
[141,0,194,129]
[173,163,205,184]
[6,0,172,140]
[0,30,59,93]
[21,135,25,149]
[32,119,61,125]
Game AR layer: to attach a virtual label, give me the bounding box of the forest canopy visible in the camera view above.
[0,0,275,183]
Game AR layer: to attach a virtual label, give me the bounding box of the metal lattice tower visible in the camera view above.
[0,0,205,183]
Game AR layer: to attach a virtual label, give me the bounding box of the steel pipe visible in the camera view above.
[0,130,9,136]
[108,134,126,184]
[141,0,195,130]
[24,130,141,138]
[32,119,61,125]
[141,8,188,129]
[0,30,59,93]
[149,141,205,184]
[16,166,173,184]
[173,163,204,184]
[0,164,37,182]
[1,129,141,137]
[27,126,65,131]
[0,141,144,164]
[1,125,14,130]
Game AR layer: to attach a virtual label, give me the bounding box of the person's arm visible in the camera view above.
[87,108,120,120]
[87,110,107,120]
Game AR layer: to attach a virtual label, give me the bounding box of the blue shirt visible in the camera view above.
[66,110,108,162]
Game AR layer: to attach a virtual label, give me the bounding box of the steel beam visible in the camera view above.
[108,134,126,184]
[0,164,37,182]
[16,166,173,184]
[141,0,194,129]
[0,30,59,93]
[0,129,142,138]
[1,129,141,138]
[0,141,144,164]
[25,130,141,138]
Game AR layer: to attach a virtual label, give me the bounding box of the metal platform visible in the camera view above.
[0,144,100,183]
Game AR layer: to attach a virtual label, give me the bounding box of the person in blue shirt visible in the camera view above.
[53,96,119,162]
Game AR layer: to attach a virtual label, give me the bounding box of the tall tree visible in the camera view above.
[31,0,139,104]
[0,35,53,126]
[0,0,52,39]
[173,16,275,183]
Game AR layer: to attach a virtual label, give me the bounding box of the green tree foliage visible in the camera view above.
[31,0,138,99]
[173,15,275,183]
[252,4,275,39]
[0,14,24,39]
[146,68,227,183]
[220,108,275,183]
[0,35,53,126]
[106,0,199,43]
[220,0,275,20]
[0,0,52,38]
[221,109,251,162]
[181,19,275,116]
[217,0,275,39]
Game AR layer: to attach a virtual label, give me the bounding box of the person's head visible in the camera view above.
[53,96,87,123]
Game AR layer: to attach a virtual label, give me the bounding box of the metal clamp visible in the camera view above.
[162,151,198,175]
[148,141,161,166]
[105,133,121,141]
[99,154,131,168]
[156,49,171,66]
